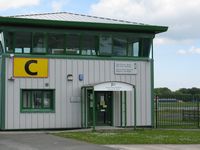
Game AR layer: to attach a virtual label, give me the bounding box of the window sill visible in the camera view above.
[20,109,55,113]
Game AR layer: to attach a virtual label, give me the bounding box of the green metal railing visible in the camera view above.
[155,95,200,128]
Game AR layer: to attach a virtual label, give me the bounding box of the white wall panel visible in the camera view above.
[5,58,152,129]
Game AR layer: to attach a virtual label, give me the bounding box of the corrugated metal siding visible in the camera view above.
[113,92,121,126]
[5,58,151,129]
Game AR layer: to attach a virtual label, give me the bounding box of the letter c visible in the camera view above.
[25,60,38,75]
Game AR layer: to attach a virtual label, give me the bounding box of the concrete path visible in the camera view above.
[0,133,115,150]
[106,144,200,150]
[1,132,200,150]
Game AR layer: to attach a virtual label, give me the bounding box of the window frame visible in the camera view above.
[47,33,66,55]
[14,31,32,54]
[98,35,113,56]
[0,41,3,54]
[3,28,154,58]
[32,32,47,54]
[80,34,98,56]
[65,33,81,55]
[20,89,55,113]
[112,37,128,57]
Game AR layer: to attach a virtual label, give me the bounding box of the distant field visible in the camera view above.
[53,129,200,144]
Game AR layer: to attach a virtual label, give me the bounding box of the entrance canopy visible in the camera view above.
[81,81,136,131]
[94,81,134,91]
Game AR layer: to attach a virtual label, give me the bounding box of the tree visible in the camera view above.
[175,87,200,95]
[154,87,172,95]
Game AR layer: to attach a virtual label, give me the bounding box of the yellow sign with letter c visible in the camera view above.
[13,58,48,78]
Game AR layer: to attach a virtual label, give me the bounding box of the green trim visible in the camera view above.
[125,91,127,127]
[20,109,55,113]
[120,91,122,127]
[111,92,114,126]
[1,55,6,129]
[0,57,2,129]
[0,17,168,34]
[2,53,151,61]
[134,87,137,130]
[151,40,154,127]
[80,87,83,127]
[85,88,87,128]
[151,59,154,127]
[1,26,155,38]
[20,89,55,113]
[3,28,154,58]
[92,89,96,131]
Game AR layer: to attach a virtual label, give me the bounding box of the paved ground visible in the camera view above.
[0,133,115,150]
[1,132,200,150]
[107,144,200,150]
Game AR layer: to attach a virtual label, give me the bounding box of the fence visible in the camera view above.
[155,95,200,128]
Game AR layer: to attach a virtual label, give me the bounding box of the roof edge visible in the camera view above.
[0,16,168,34]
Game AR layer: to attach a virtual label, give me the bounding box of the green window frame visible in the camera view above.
[0,41,3,53]
[21,89,55,113]
[3,29,153,58]
[32,32,47,54]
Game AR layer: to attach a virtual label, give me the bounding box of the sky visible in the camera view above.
[0,0,200,91]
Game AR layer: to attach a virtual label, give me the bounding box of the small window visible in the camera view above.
[48,33,65,54]
[66,34,80,54]
[32,33,46,53]
[15,32,31,54]
[21,90,54,112]
[81,35,97,55]
[139,38,152,57]
[128,38,139,57]
[0,41,3,53]
[99,35,112,55]
[5,32,14,53]
[113,37,127,56]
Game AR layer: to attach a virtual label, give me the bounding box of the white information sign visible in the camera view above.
[94,82,133,91]
[115,62,137,75]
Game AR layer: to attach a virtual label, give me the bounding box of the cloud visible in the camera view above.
[0,0,40,10]
[154,37,194,46]
[51,0,70,12]
[177,46,200,55]
[90,0,200,41]
[51,1,63,12]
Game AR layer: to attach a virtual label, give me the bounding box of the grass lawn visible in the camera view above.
[53,129,200,144]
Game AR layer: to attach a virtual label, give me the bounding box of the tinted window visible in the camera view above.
[0,41,3,53]
[66,34,80,54]
[81,35,96,55]
[32,33,46,53]
[48,33,65,54]
[113,37,127,56]
[139,38,151,57]
[128,38,139,57]
[22,90,54,112]
[99,36,112,55]
[15,32,31,53]
[5,32,14,52]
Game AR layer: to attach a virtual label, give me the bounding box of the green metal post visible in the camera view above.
[1,54,5,129]
[151,40,155,128]
[155,95,158,128]
[120,91,122,127]
[134,87,137,130]
[85,88,87,128]
[198,99,200,128]
[151,59,154,127]
[92,89,96,131]
[125,91,127,127]
[81,88,83,128]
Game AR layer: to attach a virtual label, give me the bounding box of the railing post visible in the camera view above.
[155,95,158,128]
[198,98,200,128]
